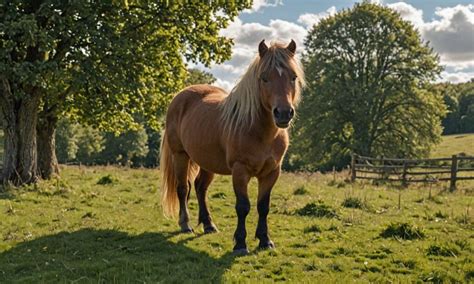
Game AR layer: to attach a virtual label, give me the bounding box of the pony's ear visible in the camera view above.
[259,39,268,57]
[287,39,296,55]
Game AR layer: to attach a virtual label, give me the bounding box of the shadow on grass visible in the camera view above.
[0,229,236,282]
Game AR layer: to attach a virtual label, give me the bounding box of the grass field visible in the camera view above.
[0,166,472,282]
[431,133,474,158]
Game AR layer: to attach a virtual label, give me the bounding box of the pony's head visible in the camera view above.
[257,39,305,128]
[221,40,305,135]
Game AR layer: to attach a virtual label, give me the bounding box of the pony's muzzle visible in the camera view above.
[273,107,294,128]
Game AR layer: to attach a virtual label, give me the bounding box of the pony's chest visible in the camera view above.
[244,135,288,177]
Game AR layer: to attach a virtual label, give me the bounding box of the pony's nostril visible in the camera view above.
[289,108,294,119]
[273,108,280,118]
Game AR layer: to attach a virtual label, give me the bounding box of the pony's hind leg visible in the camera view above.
[194,169,218,233]
[173,152,193,233]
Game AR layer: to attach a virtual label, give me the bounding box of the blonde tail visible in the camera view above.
[160,131,199,218]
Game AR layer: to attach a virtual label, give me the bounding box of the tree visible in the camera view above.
[289,2,445,171]
[0,1,248,185]
[185,68,217,86]
[437,80,474,135]
[54,67,217,167]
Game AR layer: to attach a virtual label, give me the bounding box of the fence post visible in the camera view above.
[402,161,408,187]
[351,154,356,182]
[381,156,385,180]
[450,155,458,191]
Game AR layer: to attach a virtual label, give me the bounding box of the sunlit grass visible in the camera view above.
[0,166,472,282]
[431,133,474,158]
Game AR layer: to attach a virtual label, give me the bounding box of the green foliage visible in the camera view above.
[293,186,309,195]
[426,244,459,257]
[296,201,337,218]
[97,174,118,185]
[99,126,149,166]
[438,80,474,135]
[185,68,217,86]
[0,1,248,131]
[380,222,425,240]
[303,224,322,233]
[341,197,365,209]
[56,118,151,166]
[56,119,104,164]
[290,2,444,171]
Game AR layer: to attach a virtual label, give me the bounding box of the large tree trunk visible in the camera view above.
[1,79,41,186]
[37,111,59,179]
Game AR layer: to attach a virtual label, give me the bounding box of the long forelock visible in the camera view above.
[220,42,305,136]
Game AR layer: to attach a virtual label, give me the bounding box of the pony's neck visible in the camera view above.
[253,105,282,141]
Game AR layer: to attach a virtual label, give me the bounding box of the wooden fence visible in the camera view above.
[350,154,474,191]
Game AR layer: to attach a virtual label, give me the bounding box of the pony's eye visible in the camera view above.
[292,76,297,81]
[261,77,269,83]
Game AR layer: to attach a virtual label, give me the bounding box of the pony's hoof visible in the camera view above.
[180,225,194,234]
[233,248,250,255]
[258,240,275,250]
[204,225,219,234]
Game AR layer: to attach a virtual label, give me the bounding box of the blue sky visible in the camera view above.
[201,0,474,90]
[240,0,474,24]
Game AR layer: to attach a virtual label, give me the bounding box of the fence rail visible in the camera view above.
[350,154,474,191]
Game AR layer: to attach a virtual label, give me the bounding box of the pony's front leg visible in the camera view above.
[256,168,280,249]
[232,162,251,254]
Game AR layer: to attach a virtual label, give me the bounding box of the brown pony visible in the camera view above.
[160,40,305,254]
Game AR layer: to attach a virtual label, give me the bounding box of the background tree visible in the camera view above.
[0,1,248,185]
[288,2,445,171]
[55,69,217,167]
[437,80,474,135]
[185,69,217,86]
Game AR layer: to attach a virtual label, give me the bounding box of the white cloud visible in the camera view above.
[368,0,383,5]
[213,78,235,91]
[439,71,474,83]
[388,3,474,72]
[387,2,424,29]
[297,6,337,28]
[207,17,307,91]
[204,3,474,90]
[244,0,283,14]
[424,5,474,68]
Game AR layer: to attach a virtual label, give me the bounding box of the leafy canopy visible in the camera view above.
[289,2,445,170]
[0,1,249,131]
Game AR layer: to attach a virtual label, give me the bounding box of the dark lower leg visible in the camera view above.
[177,183,192,232]
[234,195,250,252]
[195,171,217,233]
[256,193,274,248]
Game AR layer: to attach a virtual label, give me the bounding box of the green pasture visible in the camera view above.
[431,133,474,158]
[0,166,472,282]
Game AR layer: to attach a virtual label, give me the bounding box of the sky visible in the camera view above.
[195,0,474,91]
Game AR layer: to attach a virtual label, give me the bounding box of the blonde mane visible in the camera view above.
[220,42,305,136]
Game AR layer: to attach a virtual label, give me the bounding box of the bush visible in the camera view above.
[427,244,459,257]
[97,175,117,185]
[380,223,425,240]
[296,202,337,218]
[293,186,309,195]
[303,224,322,233]
[341,197,365,209]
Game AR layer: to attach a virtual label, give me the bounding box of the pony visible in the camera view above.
[160,39,305,254]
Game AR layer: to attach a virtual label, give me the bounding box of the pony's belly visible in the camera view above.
[190,151,232,175]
